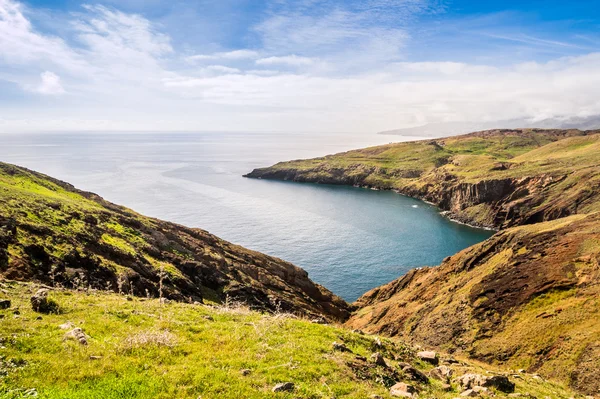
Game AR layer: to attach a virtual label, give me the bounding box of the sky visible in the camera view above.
[0,0,599,133]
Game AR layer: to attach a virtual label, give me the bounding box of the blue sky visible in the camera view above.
[0,0,599,132]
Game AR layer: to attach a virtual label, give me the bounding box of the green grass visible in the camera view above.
[0,282,582,399]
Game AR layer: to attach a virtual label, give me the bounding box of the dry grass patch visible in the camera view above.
[121,330,178,352]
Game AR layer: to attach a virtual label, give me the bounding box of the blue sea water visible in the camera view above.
[0,132,493,301]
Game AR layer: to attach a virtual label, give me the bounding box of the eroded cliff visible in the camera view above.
[246,129,600,229]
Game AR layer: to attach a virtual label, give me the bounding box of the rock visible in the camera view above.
[59,321,75,330]
[457,374,515,393]
[374,337,383,347]
[202,315,214,321]
[332,341,352,353]
[240,369,251,376]
[482,375,515,393]
[355,355,367,361]
[429,365,453,382]
[472,386,489,395]
[0,299,10,309]
[370,352,387,367]
[311,317,327,324]
[63,328,88,345]
[390,382,417,397]
[441,383,452,391]
[35,316,42,320]
[272,382,294,392]
[126,296,133,301]
[399,363,429,384]
[31,289,57,313]
[89,355,102,360]
[417,350,439,365]
[353,329,365,335]
[460,389,479,397]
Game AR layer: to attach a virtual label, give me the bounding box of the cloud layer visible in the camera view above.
[0,0,599,133]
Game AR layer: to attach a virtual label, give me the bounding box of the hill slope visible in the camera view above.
[0,282,580,398]
[0,162,349,320]
[245,129,600,229]
[346,213,600,395]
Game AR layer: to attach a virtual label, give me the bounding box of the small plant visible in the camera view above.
[49,265,57,288]
[158,265,166,303]
[121,330,177,353]
[117,274,125,295]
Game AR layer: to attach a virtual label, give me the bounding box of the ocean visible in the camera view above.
[0,131,493,301]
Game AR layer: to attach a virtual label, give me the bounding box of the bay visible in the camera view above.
[0,132,493,301]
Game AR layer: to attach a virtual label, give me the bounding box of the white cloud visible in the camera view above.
[30,71,65,95]
[256,55,315,66]
[0,0,600,134]
[203,65,241,74]
[186,49,259,62]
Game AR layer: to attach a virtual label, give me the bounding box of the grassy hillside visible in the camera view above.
[245,129,600,229]
[0,162,348,320]
[347,212,600,395]
[0,281,581,399]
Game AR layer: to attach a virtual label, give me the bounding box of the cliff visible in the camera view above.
[346,213,600,394]
[0,162,349,320]
[245,129,600,229]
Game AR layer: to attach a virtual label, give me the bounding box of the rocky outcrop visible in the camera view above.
[0,162,350,321]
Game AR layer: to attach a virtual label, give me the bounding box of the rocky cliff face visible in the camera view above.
[0,162,349,320]
[346,213,600,395]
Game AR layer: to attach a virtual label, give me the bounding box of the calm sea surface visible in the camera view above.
[0,132,493,301]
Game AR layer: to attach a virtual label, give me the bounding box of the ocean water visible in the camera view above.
[0,132,493,301]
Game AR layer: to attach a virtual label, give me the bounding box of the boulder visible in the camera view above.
[59,321,75,330]
[457,374,514,393]
[370,352,387,367]
[63,328,88,345]
[429,365,453,382]
[332,341,352,353]
[390,382,417,398]
[399,363,429,384]
[31,289,57,313]
[417,350,439,365]
[272,382,294,392]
